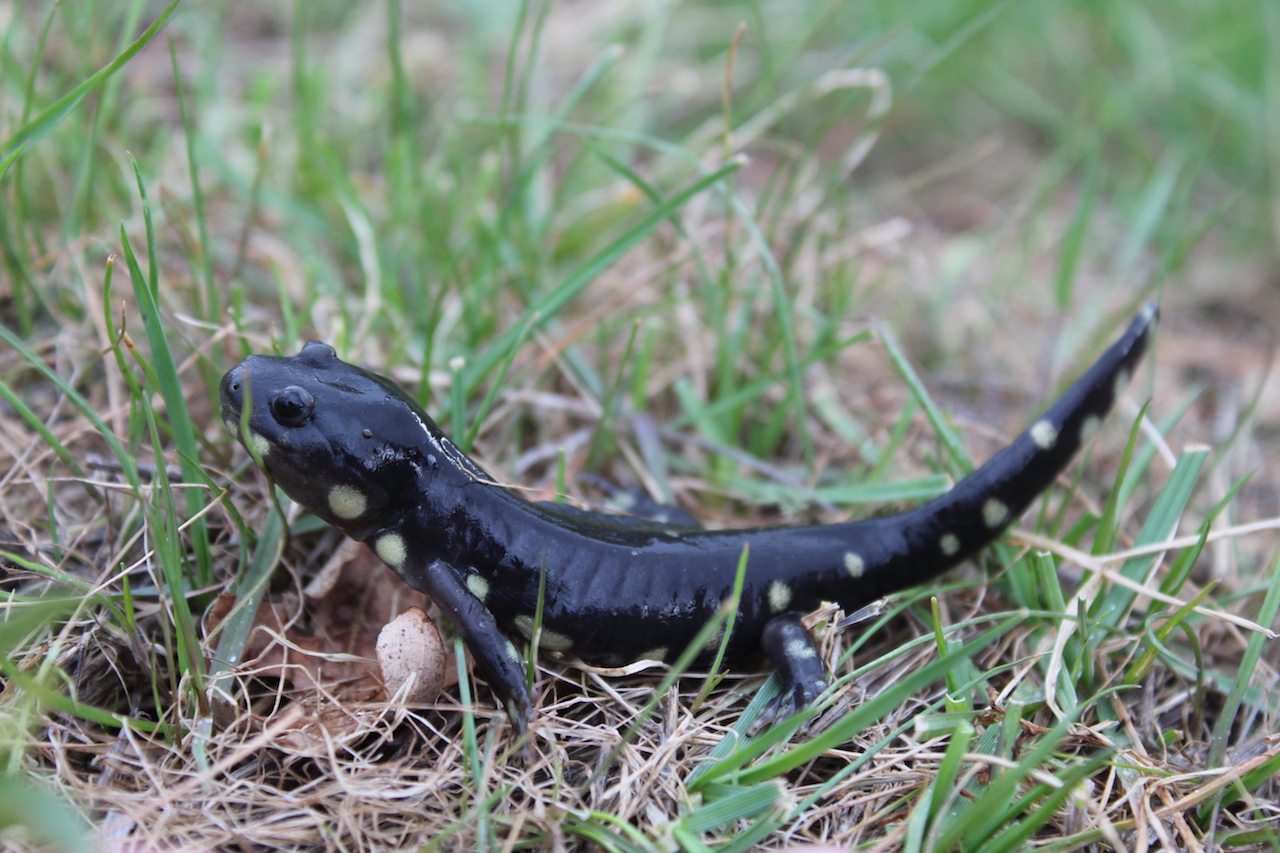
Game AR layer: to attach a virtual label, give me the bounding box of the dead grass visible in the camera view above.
[19,548,1280,851]
[4,221,1280,849]
[3,1,1280,851]
[7,299,1280,850]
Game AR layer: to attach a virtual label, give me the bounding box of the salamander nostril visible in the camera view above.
[218,364,249,422]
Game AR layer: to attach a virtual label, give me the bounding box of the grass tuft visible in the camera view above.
[1,0,1278,849]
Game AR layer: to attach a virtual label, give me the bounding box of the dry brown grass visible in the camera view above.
[4,1,1280,851]
[6,294,1280,851]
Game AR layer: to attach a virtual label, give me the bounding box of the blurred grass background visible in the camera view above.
[6,0,1271,331]
[5,0,1273,433]
[2,0,1279,848]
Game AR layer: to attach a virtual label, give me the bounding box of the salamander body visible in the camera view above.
[220,304,1156,731]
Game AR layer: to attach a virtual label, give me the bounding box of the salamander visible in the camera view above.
[219,303,1157,733]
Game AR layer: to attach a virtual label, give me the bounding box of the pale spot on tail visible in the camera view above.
[768,580,793,613]
[1030,419,1058,450]
[983,498,1009,529]
[844,552,865,578]
[940,534,961,556]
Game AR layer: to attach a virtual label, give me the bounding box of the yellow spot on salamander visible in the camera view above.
[639,647,668,663]
[465,573,489,602]
[786,638,817,659]
[940,534,961,557]
[1029,419,1058,450]
[249,430,272,459]
[513,615,574,651]
[540,630,574,652]
[375,532,407,568]
[843,552,865,578]
[328,484,367,520]
[982,498,1009,529]
[768,580,793,613]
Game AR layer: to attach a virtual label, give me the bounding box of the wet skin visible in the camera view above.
[220,304,1157,732]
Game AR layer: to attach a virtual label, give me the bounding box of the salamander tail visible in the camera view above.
[872,302,1157,588]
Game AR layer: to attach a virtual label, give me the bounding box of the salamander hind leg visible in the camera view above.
[757,612,828,727]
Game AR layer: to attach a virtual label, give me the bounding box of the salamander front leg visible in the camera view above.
[414,558,533,735]
[758,612,828,725]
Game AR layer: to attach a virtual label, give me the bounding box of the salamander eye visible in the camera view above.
[270,385,315,427]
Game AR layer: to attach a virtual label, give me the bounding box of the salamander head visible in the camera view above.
[220,341,453,535]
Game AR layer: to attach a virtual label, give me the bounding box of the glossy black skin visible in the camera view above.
[220,304,1156,733]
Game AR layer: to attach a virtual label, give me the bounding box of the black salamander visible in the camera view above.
[220,304,1157,733]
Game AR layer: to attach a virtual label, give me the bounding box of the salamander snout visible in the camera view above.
[219,362,245,426]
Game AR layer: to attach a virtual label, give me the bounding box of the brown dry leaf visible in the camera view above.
[209,543,457,751]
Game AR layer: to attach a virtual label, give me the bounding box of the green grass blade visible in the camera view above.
[934,713,1079,850]
[116,227,207,700]
[693,544,749,709]
[692,615,1019,790]
[0,140,28,182]
[727,475,950,510]
[168,38,217,326]
[562,813,659,853]
[1207,542,1280,768]
[669,780,786,836]
[0,775,92,853]
[1092,402,1145,556]
[930,598,974,713]
[206,501,285,690]
[589,592,738,788]
[124,158,214,586]
[879,322,973,475]
[1,664,160,732]
[459,157,745,397]
[0,324,141,493]
[1054,146,1098,307]
[918,717,975,834]
[979,752,1115,853]
[0,375,88,482]
[0,0,180,162]
[664,332,869,433]
[1087,445,1208,646]
[726,191,813,461]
